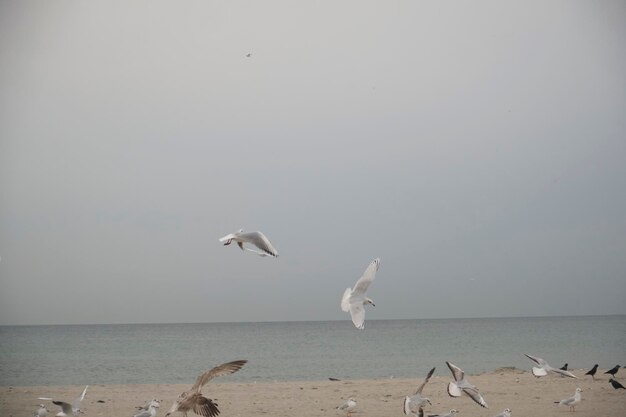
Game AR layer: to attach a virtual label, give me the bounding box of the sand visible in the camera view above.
[2,368,625,417]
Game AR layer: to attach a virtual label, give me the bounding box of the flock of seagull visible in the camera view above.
[31,230,624,416]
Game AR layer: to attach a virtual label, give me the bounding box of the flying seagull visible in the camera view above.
[585,364,599,380]
[555,387,582,412]
[39,385,88,417]
[446,361,488,408]
[165,360,247,417]
[404,367,436,417]
[609,378,625,390]
[341,258,380,329]
[336,398,357,416]
[134,399,160,417]
[492,408,511,417]
[219,230,278,257]
[524,354,577,378]
[605,365,621,378]
[428,410,458,417]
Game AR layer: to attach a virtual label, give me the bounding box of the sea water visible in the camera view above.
[1,316,624,386]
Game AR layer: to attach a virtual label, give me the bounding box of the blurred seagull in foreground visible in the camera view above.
[492,408,511,417]
[524,354,577,378]
[428,410,458,417]
[35,404,48,417]
[404,367,436,417]
[219,229,279,257]
[446,361,488,408]
[341,258,380,329]
[165,360,247,417]
[555,387,582,412]
[134,399,160,417]
[336,398,356,416]
[39,385,88,416]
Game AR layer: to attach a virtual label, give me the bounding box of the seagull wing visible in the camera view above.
[415,367,436,394]
[239,232,278,257]
[352,258,380,295]
[462,387,488,408]
[191,360,247,393]
[552,368,577,378]
[341,288,352,312]
[179,393,220,417]
[524,354,546,367]
[446,362,464,382]
[52,401,73,415]
[133,410,152,417]
[349,302,366,329]
[72,385,88,410]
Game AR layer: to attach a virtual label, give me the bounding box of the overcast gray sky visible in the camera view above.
[1,1,625,325]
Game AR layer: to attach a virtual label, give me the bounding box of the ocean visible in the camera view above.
[0,316,624,386]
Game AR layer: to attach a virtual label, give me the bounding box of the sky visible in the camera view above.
[0,1,625,325]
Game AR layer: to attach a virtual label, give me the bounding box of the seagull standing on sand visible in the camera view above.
[134,399,160,417]
[446,361,488,408]
[524,354,577,378]
[605,365,621,378]
[341,258,380,329]
[165,360,247,417]
[585,364,599,380]
[555,387,582,412]
[39,385,88,417]
[428,409,458,417]
[492,408,511,417]
[404,367,436,417]
[219,230,279,257]
[35,404,48,417]
[609,378,625,390]
[336,398,357,416]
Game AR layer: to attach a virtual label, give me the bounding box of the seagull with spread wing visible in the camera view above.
[219,230,279,257]
[341,258,380,329]
[165,360,247,417]
[446,361,488,408]
[404,367,436,417]
[39,385,88,417]
[524,354,577,378]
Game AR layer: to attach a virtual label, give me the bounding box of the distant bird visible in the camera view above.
[39,385,88,417]
[428,410,458,417]
[336,398,357,416]
[134,399,160,417]
[492,409,511,417]
[446,361,488,408]
[559,363,568,371]
[585,364,599,380]
[219,229,279,257]
[404,367,436,417]
[605,365,621,378]
[341,258,380,329]
[609,378,625,390]
[328,377,341,381]
[555,387,582,412]
[165,360,247,417]
[35,404,48,417]
[246,52,252,57]
[524,354,577,378]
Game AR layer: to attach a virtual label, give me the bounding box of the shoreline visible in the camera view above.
[2,369,624,417]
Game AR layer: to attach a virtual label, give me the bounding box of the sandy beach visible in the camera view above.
[2,368,624,417]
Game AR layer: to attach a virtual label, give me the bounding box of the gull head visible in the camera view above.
[365,297,375,307]
[576,387,582,392]
[450,410,459,415]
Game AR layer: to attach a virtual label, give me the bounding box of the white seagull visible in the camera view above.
[134,399,160,417]
[492,408,511,417]
[219,229,279,257]
[341,258,380,329]
[39,385,88,416]
[524,354,577,378]
[35,404,48,417]
[336,398,357,416]
[446,361,488,408]
[404,367,436,417]
[428,410,458,417]
[165,359,247,417]
[555,387,582,412]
